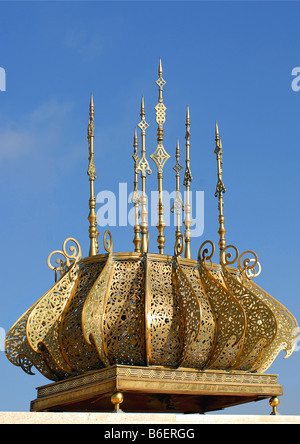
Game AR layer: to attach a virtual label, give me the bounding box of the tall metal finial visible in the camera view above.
[150,58,170,254]
[171,138,184,248]
[214,121,226,264]
[183,105,193,259]
[136,96,152,254]
[132,127,141,253]
[87,94,99,257]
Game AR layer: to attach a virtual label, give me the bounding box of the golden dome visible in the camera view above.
[5,232,297,382]
[5,60,298,391]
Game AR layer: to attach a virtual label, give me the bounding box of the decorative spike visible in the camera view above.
[215,120,219,138]
[171,138,184,249]
[136,97,152,253]
[132,128,141,253]
[214,121,226,265]
[141,95,145,115]
[183,105,193,259]
[87,94,99,257]
[150,58,170,255]
[158,57,163,77]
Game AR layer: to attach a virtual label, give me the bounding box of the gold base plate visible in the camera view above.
[30,365,283,413]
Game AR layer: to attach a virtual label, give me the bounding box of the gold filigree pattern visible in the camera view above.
[6,238,82,381]
[5,62,298,403]
[103,257,146,366]
[147,258,184,367]
[26,262,79,376]
[59,261,105,373]
[200,263,246,369]
[5,251,298,379]
[172,253,202,367]
[5,304,57,380]
[222,266,277,371]
[82,231,114,367]
[239,274,298,373]
[198,241,246,370]
[179,263,216,369]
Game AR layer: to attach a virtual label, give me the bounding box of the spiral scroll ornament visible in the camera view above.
[47,238,82,282]
[238,250,262,280]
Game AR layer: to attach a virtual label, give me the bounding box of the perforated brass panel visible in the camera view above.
[5,248,298,382]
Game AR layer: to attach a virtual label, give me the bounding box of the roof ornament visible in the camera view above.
[47,238,82,283]
[132,128,141,253]
[171,139,184,252]
[214,121,227,265]
[5,64,298,410]
[136,96,152,253]
[150,58,170,254]
[87,94,99,257]
[214,122,262,279]
[183,105,193,259]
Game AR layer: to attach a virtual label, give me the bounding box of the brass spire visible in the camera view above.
[171,138,184,247]
[136,96,152,253]
[150,58,170,255]
[214,121,226,264]
[183,105,193,259]
[87,94,99,257]
[132,127,141,253]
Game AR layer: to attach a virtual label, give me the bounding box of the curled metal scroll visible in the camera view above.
[238,250,261,280]
[174,234,185,258]
[47,238,82,282]
[224,245,239,266]
[198,240,215,264]
[103,230,113,254]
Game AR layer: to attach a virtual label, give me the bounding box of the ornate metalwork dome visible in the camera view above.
[5,234,297,382]
[5,60,298,403]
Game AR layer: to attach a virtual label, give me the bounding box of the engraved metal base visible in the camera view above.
[30,365,283,413]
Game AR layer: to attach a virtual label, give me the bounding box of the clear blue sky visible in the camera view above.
[0,0,300,415]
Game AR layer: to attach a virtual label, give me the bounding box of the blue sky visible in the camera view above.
[0,0,300,415]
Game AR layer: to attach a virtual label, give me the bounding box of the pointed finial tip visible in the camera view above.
[176,138,180,157]
[90,94,94,115]
[215,120,219,137]
[186,105,190,122]
[159,57,163,76]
